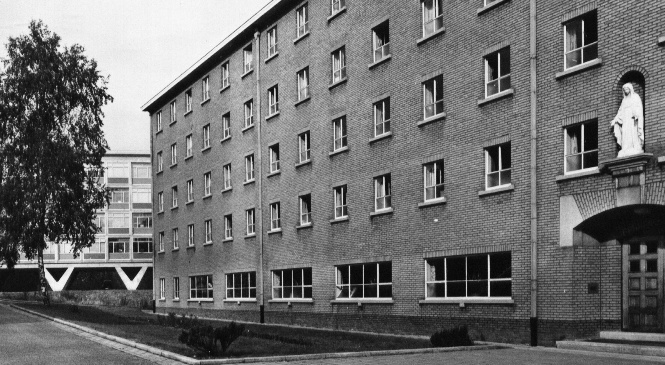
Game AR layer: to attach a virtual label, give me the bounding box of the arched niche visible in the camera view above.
[614,68,647,151]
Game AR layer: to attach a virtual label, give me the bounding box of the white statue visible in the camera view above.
[610,83,644,157]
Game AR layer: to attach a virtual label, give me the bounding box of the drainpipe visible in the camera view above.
[254,30,265,324]
[529,0,538,346]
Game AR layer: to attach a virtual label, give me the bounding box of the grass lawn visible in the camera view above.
[15,303,434,359]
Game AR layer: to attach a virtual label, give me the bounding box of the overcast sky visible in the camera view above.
[0,0,271,152]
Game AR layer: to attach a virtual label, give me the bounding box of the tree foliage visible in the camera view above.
[0,20,112,268]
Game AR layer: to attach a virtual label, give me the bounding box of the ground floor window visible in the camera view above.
[173,277,180,300]
[226,272,256,299]
[425,252,511,299]
[189,275,213,299]
[335,262,392,299]
[272,268,312,299]
[159,278,165,300]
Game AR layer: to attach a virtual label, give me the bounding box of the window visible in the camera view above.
[157,152,163,172]
[171,143,177,165]
[268,85,279,116]
[267,27,278,58]
[246,209,255,235]
[107,165,129,178]
[156,111,162,132]
[298,131,311,163]
[373,98,391,137]
[186,179,194,202]
[108,213,130,229]
[190,275,213,299]
[224,215,233,239]
[485,142,511,189]
[170,101,176,123]
[187,224,194,247]
[485,47,511,97]
[270,202,281,231]
[299,194,311,225]
[132,188,151,203]
[172,228,179,249]
[159,232,164,251]
[221,62,230,89]
[333,116,347,151]
[296,4,309,38]
[423,160,444,201]
[201,76,210,101]
[95,214,106,233]
[223,164,232,189]
[205,220,213,243]
[132,164,151,180]
[423,75,444,119]
[425,252,512,299]
[133,213,152,228]
[204,172,211,196]
[245,155,254,182]
[173,277,180,300]
[334,185,348,219]
[244,100,254,128]
[564,11,598,70]
[374,174,391,211]
[222,113,231,139]
[297,67,310,101]
[272,268,312,299]
[203,124,210,149]
[171,186,178,208]
[110,188,130,203]
[422,0,443,37]
[331,0,345,15]
[336,262,392,299]
[243,45,253,73]
[157,192,164,212]
[331,47,346,83]
[108,238,129,253]
[564,120,598,173]
[269,144,280,173]
[133,237,153,253]
[372,21,390,63]
[226,272,256,299]
[160,278,165,300]
[185,89,192,113]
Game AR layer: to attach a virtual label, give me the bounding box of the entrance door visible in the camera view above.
[623,238,664,332]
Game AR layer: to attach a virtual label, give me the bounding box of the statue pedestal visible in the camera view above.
[599,153,652,206]
[599,153,652,177]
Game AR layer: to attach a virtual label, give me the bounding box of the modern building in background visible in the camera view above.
[0,151,153,292]
[142,0,665,345]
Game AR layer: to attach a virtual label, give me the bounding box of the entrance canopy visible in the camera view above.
[575,204,665,243]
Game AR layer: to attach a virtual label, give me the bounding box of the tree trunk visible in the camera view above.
[37,246,49,306]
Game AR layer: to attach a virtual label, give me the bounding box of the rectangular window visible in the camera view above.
[336,262,392,299]
[190,275,213,299]
[133,237,153,253]
[185,89,192,113]
[565,120,598,173]
[299,194,311,225]
[243,45,253,73]
[564,11,598,70]
[268,85,279,116]
[157,192,164,212]
[170,101,176,123]
[422,0,443,37]
[297,67,310,101]
[423,75,444,119]
[133,213,152,228]
[173,277,180,300]
[331,47,346,83]
[298,131,311,163]
[160,278,165,300]
[156,111,162,132]
[110,188,130,203]
[204,172,211,196]
[108,213,130,228]
[269,144,280,173]
[245,155,254,182]
[222,113,231,139]
[424,160,444,201]
[202,76,210,101]
[272,268,312,299]
[270,202,281,231]
[171,186,178,208]
[373,98,391,137]
[221,62,230,89]
[159,232,164,252]
[372,21,390,63]
[223,164,232,189]
[187,224,194,247]
[246,209,255,235]
[185,135,193,157]
[374,174,392,211]
[186,179,193,202]
[203,124,210,149]
[226,272,256,299]
[331,0,345,15]
[485,142,511,189]
[131,188,151,204]
[157,152,163,172]
[244,100,254,128]
[267,27,278,58]
[334,185,348,219]
[107,165,129,178]
[205,219,213,243]
[425,252,512,299]
[333,116,347,151]
[296,4,309,38]
[95,213,106,233]
[132,164,151,179]
[108,238,129,254]
[172,228,179,249]
[224,215,233,239]
[485,47,511,97]
[171,143,177,165]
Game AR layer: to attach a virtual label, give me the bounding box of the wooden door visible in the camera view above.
[623,239,664,332]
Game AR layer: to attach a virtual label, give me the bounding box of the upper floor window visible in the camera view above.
[243,45,253,74]
[422,0,443,37]
[133,237,153,254]
[564,120,598,174]
[157,192,164,212]
[272,268,312,299]
[268,85,279,116]
[423,160,444,202]
[108,213,130,229]
[132,164,151,180]
[223,163,232,189]
[373,98,391,137]
[333,116,347,151]
[336,262,392,299]
[224,215,233,239]
[297,67,310,101]
[205,219,213,243]
[423,75,444,119]
[172,228,179,249]
[298,131,311,163]
[156,111,162,132]
[170,101,176,123]
[331,47,346,83]
[564,11,598,70]
[246,209,255,235]
[185,89,192,113]
[133,213,152,228]
[186,179,194,202]
[269,144,280,173]
[334,185,348,219]
[372,21,390,63]
[171,186,178,208]
[374,174,392,211]
[331,0,345,15]
[158,232,164,252]
[201,76,210,101]
[170,143,177,165]
[221,62,230,89]
[203,124,211,149]
[270,202,281,231]
[132,188,151,204]
[187,224,195,247]
[485,47,511,97]
[299,194,312,226]
[244,99,254,128]
[485,142,511,189]
[157,152,163,172]
[185,134,193,157]
[426,252,511,299]
[110,188,130,204]
[222,113,231,139]
[296,4,309,38]
[245,154,255,182]
[267,27,278,58]
[204,172,211,196]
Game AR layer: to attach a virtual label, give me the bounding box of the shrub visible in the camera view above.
[430,326,473,347]
[179,322,245,356]
[167,312,177,327]
[69,304,80,313]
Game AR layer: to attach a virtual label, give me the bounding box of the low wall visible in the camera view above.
[0,290,152,309]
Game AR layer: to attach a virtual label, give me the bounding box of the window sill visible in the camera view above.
[477,0,511,15]
[417,113,446,127]
[295,160,311,168]
[328,77,348,90]
[203,242,213,246]
[158,250,165,254]
[555,58,603,80]
[186,200,194,206]
[156,129,163,135]
[266,111,280,121]
[222,238,233,243]
[201,146,211,153]
[416,28,446,46]
[244,234,256,239]
[172,299,180,302]
[184,110,192,117]
[330,216,349,224]
[329,146,349,157]
[241,69,254,79]
[268,229,282,235]
[478,184,514,197]
[220,135,231,143]
[370,208,393,217]
[296,223,312,230]
[158,299,166,302]
[200,98,211,106]
[222,187,233,193]
[223,298,257,303]
[265,52,279,63]
[555,167,600,182]
[241,124,255,133]
[172,248,179,252]
[169,163,177,169]
[267,170,280,178]
[186,245,195,250]
[244,179,255,186]
[188,298,213,303]
[170,206,178,211]
[169,120,177,126]
[185,155,193,161]
[203,194,212,200]
[477,88,514,106]
[294,96,311,107]
[327,7,347,22]
[330,299,394,305]
[418,198,447,208]
[368,55,391,70]
[369,131,392,144]
[269,299,313,304]
[293,31,310,45]
[219,85,230,94]
[658,156,665,164]
[156,170,163,175]
[419,298,514,305]
[157,210,164,215]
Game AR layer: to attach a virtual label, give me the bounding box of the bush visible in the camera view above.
[69,304,80,313]
[179,322,245,356]
[430,326,473,347]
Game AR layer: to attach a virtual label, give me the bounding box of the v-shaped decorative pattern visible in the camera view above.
[44,267,75,291]
[115,266,148,290]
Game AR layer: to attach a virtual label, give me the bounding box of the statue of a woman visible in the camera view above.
[610,83,644,157]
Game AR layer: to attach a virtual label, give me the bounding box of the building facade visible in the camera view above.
[142,0,665,345]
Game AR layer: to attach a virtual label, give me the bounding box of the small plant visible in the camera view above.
[69,304,80,313]
[119,296,129,307]
[167,312,177,327]
[430,325,473,347]
[179,322,245,356]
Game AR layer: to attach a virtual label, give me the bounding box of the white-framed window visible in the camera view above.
[133,237,153,253]
[132,212,152,228]
[221,62,230,89]
[246,209,255,235]
[186,179,193,202]
[243,45,253,73]
[296,3,309,38]
[172,228,179,249]
[132,164,151,180]
[171,186,178,208]
[95,213,106,233]
[159,278,165,300]
[222,113,231,139]
[485,142,511,189]
[201,76,210,101]
[107,165,129,178]
[421,0,443,37]
[331,47,346,83]
[297,67,310,101]
[190,275,213,299]
[372,21,390,63]
[245,155,255,182]
[205,219,213,243]
[564,120,598,174]
[170,100,176,123]
[157,192,164,212]
[224,215,233,239]
[108,213,130,229]
[185,89,192,113]
[332,116,347,151]
[423,160,444,201]
[272,268,312,299]
[267,26,278,58]
[204,172,211,196]
[268,85,279,116]
[270,202,281,231]
[373,98,390,137]
[564,11,598,70]
[158,232,164,252]
[336,262,392,299]
[298,131,311,163]
[331,0,345,15]
[299,194,311,225]
[173,277,180,300]
[374,174,391,211]
[156,111,162,132]
[226,272,256,299]
[244,99,254,128]
[223,164,232,189]
[269,144,280,173]
[485,47,511,97]
[423,75,444,119]
[334,185,348,219]
[171,143,177,165]
[110,188,130,203]
[425,252,512,299]
[157,152,163,172]
[202,124,210,149]
[187,224,194,247]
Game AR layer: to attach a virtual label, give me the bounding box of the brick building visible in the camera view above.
[142,0,665,345]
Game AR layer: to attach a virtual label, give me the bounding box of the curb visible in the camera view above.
[9,303,507,364]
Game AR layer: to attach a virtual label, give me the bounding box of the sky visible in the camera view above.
[0,0,271,152]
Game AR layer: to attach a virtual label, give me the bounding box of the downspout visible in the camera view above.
[254,30,265,324]
[529,0,538,347]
